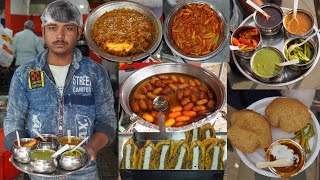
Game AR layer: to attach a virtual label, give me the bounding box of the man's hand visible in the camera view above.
[85,132,109,161]
[85,145,97,161]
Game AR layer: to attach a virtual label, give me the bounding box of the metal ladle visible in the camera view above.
[152,96,168,132]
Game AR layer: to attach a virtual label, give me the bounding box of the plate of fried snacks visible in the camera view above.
[228,97,320,178]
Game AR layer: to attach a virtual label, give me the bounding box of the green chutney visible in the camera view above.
[252,48,283,78]
[30,149,54,160]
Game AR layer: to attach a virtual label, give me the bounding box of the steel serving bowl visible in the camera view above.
[59,146,87,171]
[253,3,283,36]
[250,47,285,82]
[283,37,317,70]
[266,139,305,178]
[231,25,262,59]
[12,138,38,164]
[35,134,58,151]
[164,1,228,61]
[119,63,226,131]
[283,9,314,38]
[84,1,162,62]
[29,149,58,174]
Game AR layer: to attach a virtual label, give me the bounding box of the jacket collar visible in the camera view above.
[36,48,83,70]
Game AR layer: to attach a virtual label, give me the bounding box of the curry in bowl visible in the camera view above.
[58,136,83,146]
[30,149,55,161]
[92,8,156,57]
[284,11,313,36]
[266,139,305,178]
[251,48,283,78]
[255,5,283,28]
[130,73,216,127]
[171,3,224,56]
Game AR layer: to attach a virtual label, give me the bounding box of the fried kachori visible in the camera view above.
[265,98,310,132]
[228,109,272,153]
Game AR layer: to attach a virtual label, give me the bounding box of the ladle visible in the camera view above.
[246,0,271,19]
[33,129,47,142]
[230,45,240,51]
[152,96,168,132]
[287,29,320,53]
[277,59,299,67]
[16,131,20,147]
[289,0,299,26]
[71,136,89,152]
[256,159,293,168]
[51,144,70,158]
[67,130,71,144]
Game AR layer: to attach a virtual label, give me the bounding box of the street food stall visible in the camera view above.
[2,0,229,179]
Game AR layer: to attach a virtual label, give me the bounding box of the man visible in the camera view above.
[13,20,44,67]
[4,0,117,179]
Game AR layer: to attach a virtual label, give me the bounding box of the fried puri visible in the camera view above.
[228,109,272,153]
[265,98,310,132]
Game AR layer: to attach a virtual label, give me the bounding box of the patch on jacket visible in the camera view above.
[28,68,44,89]
[72,75,92,93]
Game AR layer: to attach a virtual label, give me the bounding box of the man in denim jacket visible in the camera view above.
[4,0,116,179]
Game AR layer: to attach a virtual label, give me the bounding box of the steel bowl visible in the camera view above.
[12,138,38,163]
[266,139,305,178]
[283,9,314,38]
[119,63,226,131]
[283,37,317,70]
[231,25,262,59]
[59,146,87,171]
[35,134,58,151]
[84,1,162,62]
[250,47,285,82]
[253,3,283,36]
[164,1,228,61]
[29,149,58,174]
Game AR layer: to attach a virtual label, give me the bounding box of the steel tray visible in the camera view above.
[231,7,320,87]
[118,131,227,180]
[10,151,90,177]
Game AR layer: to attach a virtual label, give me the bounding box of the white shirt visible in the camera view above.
[49,64,70,96]
[13,29,45,66]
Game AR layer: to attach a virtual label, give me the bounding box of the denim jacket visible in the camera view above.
[4,48,116,179]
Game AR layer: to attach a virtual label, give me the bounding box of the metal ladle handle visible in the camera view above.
[158,111,166,132]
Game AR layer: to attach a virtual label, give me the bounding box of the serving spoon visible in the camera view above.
[289,0,299,26]
[277,59,299,67]
[246,0,271,19]
[256,158,294,168]
[16,131,21,147]
[67,129,71,144]
[33,129,47,142]
[71,136,89,152]
[230,45,240,51]
[51,144,70,158]
[287,29,320,53]
[152,96,168,132]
